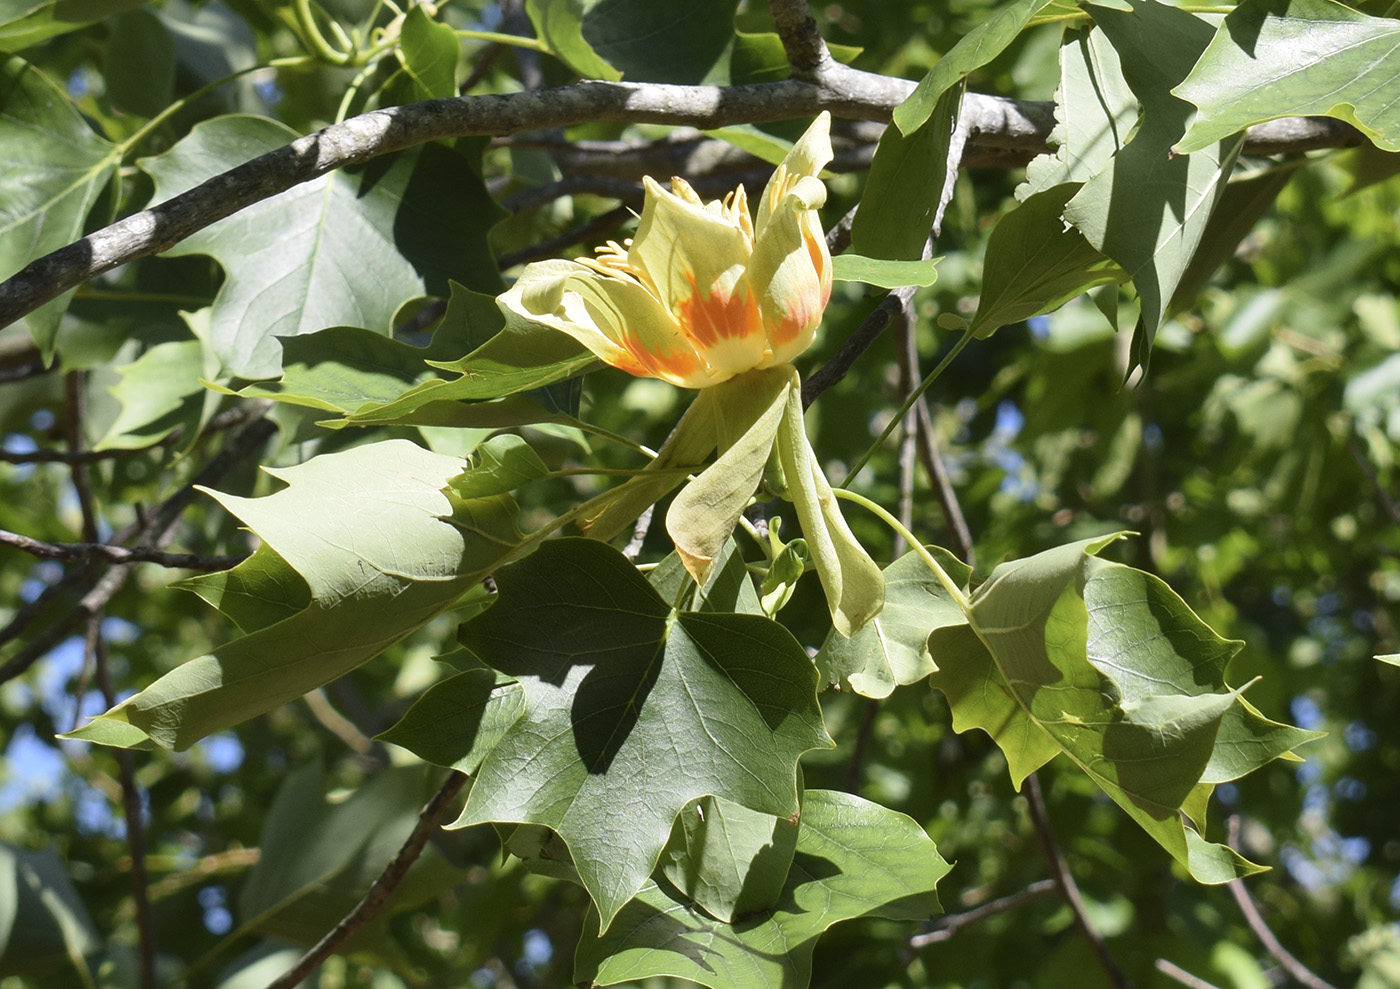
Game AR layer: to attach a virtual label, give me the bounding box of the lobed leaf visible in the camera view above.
[575,790,949,989]
[1174,0,1400,154]
[816,547,970,699]
[66,439,525,749]
[451,538,833,931]
[1065,0,1243,372]
[928,535,1319,882]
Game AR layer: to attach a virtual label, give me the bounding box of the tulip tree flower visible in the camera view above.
[498,113,884,636]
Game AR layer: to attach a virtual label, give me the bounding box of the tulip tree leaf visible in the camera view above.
[1020,25,1138,199]
[1064,0,1243,372]
[1378,654,1400,666]
[450,538,833,931]
[337,290,597,427]
[94,339,217,450]
[816,547,970,699]
[659,793,798,924]
[927,534,1319,884]
[893,0,1057,134]
[971,184,1125,339]
[0,57,119,356]
[580,0,740,84]
[851,86,963,261]
[141,116,505,380]
[0,841,100,979]
[831,254,941,288]
[376,670,524,776]
[526,0,623,80]
[65,439,526,750]
[575,790,949,989]
[1174,0,1400,154]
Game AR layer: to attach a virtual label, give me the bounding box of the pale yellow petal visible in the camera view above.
[755,112,833,241]
[749,198,832,364]
[497,259,641,373]
[631,176,767,376]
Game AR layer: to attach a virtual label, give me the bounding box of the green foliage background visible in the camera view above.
[1,0,1398,987]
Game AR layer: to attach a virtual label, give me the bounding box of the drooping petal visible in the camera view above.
[497,259,645,375]
[629,177,768,376]
[566,271,719,389]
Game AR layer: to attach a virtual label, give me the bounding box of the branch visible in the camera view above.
[1226,817,1339,989]
[266,771,468,989]
[1024,773,1134,989]
[0,75,1361,329]
[910,878,1057,947]
[803,285,917,408]
[0,529,246,570]
[1155,959,1222,989]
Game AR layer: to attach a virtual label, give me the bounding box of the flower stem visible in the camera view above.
[840,326,975,487]
[830,488,969,609]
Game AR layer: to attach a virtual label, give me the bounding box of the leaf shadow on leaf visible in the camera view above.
[568,642,663,774]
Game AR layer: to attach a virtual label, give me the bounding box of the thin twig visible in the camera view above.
[0,530,246,569]
[0,416,276,687]
[892,302,921,559]
[1350,436,1400,529]
[1024,773,1134,989]
[913,398,974,566]
[64,377,157,989]
[803,285,917,408]
[1226,817,1338,989]
[842,698,880,793]
[1155,959,1222,989]
[497,205,634,270]
[0,438,174,464]
[88,621,157,989]
[265,771,469,989]
[622,504,654,561]
[910,878,1057,947]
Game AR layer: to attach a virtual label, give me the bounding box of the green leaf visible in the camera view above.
[892,0,1056,134]
[0,0,143,51]
[103,7,175,117]
[928,534,1315,883]
[575,790,949,989]
[851,86,963,261]
[65,439,524,749]
[450,538,833,931]
[448,434,548,500]
[526,0,623,80]
[0,841,99,979]
[1174,0,1400,154]
[646,539,765,617]
[391,4,459,101]
[816,547,970,699]
[376,669,525,775]
[141,117,505,379]
[579,0,739,84]
[831,253,941,288]
[0,57,118,354]
[94,339,215,450]
[179,543,309,635]
[970,183,1125,339]
[1020,25,1138,199]
[1064,0,1243,371]
[660,794,799,923]
[337,289,597,426]
[1379,653,1400,666]
[238,765,466,947]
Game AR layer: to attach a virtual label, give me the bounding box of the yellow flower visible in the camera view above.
[498,113,834,388]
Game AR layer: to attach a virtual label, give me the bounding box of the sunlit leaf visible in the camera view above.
[1064,0,1243,371]
[451,538,833,930]
[141,116,504,379]
[1174,0,1400,154]
[816,547,970,699]
[575,790,949,989]
[65,439,524,749]
[0,57,118,354]
[660,793,798,923]
[376,669,525,775]
[928,534,1318,882]
[831,254,941,288]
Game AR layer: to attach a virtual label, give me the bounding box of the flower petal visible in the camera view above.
[749,188,832,364]
[754,112,833,242]
[497,259,643,374]
[629,177,768,376]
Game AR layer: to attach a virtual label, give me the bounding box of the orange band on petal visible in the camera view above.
[677,273,763,350]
